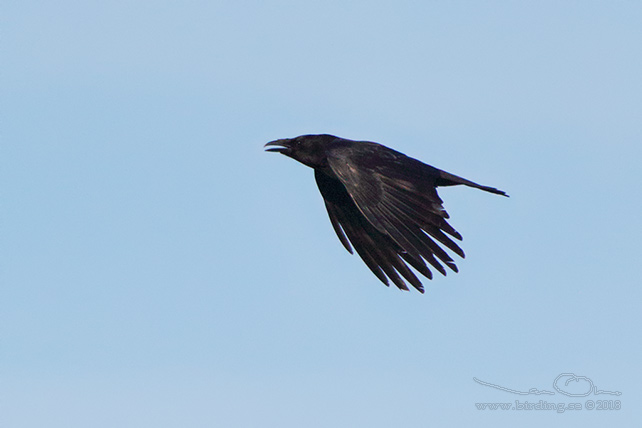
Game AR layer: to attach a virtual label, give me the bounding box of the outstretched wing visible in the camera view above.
[315,170,432,293]
[325,145,466,283]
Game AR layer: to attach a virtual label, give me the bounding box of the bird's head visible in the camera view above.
[264,134,337,169]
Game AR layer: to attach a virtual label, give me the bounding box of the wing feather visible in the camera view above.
[315,170,425,293]
[326,149,466,284]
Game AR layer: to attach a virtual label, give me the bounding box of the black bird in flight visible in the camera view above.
[265,134,507,293]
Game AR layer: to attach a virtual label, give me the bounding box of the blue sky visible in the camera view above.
[3,1,641,426]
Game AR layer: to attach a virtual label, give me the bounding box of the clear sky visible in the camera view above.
[3,1,641,427]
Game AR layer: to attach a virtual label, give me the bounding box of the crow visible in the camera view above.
[265,134,507,293]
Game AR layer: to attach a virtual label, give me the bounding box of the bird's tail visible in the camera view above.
[436,170,509,197]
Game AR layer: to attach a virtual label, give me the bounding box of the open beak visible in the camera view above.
[264,139,292,154]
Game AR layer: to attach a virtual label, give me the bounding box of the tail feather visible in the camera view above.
[436,170,509,197]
